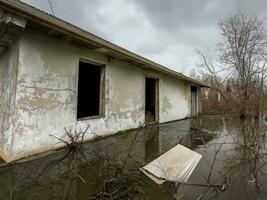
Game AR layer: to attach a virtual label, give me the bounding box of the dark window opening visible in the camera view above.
[145,77,157,122]
[77,61,103,119]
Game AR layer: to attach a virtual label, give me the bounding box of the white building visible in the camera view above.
[0,0,207,162]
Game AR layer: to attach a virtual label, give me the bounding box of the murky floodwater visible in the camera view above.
[0,116,267,200]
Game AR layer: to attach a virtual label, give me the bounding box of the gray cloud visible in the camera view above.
[21,0,267,75]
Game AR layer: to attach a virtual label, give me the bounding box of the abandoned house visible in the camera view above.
[0,0,207,163]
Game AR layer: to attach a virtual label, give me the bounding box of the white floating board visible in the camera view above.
[140,144,202,184]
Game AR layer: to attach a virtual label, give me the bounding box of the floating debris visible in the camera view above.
[140,144,202,184]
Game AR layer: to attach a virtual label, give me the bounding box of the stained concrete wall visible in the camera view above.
[2,28,193,162]
[9,29,146,161]
[159,77,190,123]
[0,40,19,161]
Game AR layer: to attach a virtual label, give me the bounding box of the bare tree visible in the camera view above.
[46,0,55,16]
[199,12,267,118]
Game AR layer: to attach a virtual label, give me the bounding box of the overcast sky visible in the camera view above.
[21,0,267,75]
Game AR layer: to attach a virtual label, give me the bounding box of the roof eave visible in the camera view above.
[0,0,209,87]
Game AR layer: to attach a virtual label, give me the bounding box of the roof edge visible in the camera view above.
[0,0,209,87]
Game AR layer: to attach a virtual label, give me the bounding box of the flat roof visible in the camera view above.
[0,0,208,87]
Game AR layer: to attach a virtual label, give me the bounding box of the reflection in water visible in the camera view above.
[145,125,160,163]
[0,117,266,199]
[217,119,267,200]
[175,118,267,200]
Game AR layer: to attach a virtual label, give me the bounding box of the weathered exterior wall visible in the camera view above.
[0,40,19,161]
[10,29,146,161]
[107,60,145,129]
[2,28,193,162]
[159,77,190,123]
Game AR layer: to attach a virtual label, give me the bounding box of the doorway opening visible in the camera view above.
[145,77,158,123]
[191,86,197,116]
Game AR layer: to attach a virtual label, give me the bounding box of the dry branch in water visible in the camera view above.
[49,124,101,151]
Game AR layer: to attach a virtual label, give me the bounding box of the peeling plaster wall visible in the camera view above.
[10,29,145,161]
[159,77,190,123]
[5,28,193,161]
[0,41,19,161]
[107,60,145,130]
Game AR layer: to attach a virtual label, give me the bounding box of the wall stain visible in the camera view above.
[162,96,172,113]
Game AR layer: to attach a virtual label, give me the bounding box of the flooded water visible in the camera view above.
[0,116,267,200]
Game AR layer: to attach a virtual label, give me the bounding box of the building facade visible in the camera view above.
[0,0,206,162]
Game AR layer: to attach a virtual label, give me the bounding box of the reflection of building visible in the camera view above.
[0,130,147,199]
[0,1,208,162]
[158,120,192,153]
[145,126,160,163]
[0,117,223,199]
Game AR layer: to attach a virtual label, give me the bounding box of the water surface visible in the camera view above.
[0,116,266,200]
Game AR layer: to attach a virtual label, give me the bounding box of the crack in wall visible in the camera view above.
[21,85,77,93]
